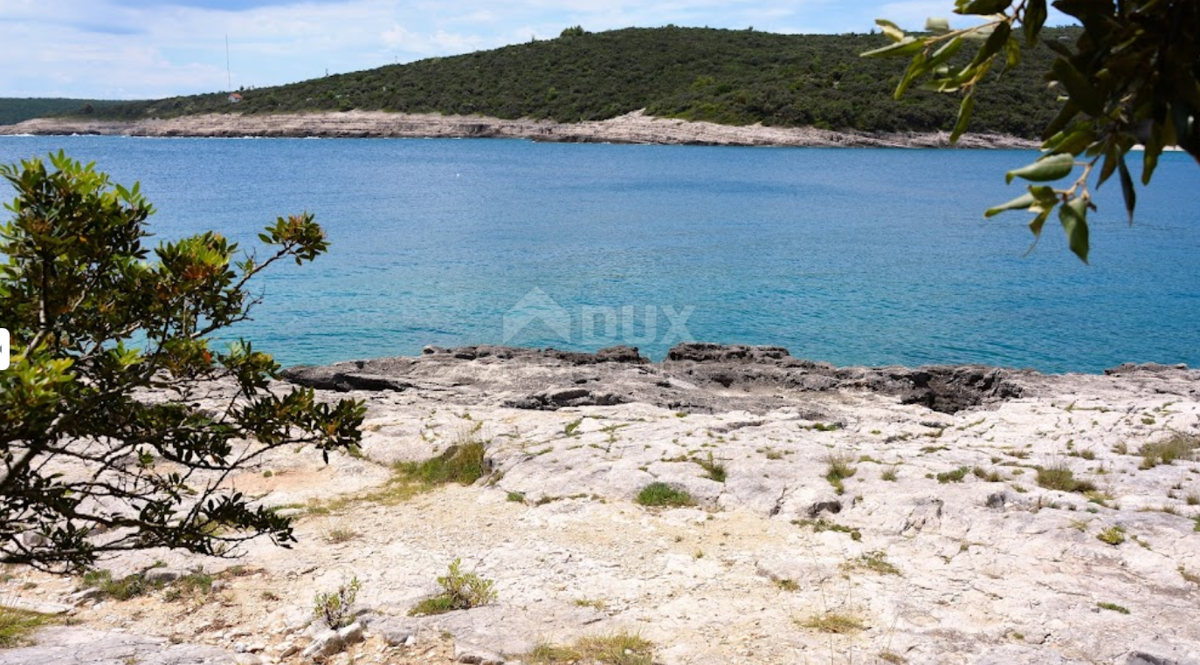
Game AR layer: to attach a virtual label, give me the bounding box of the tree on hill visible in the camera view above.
[0,152,365,573]
[866,0,1199,263]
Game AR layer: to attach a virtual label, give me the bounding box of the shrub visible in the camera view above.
[0,153,364,573]
[409,559,497,616]
[635,482,695,507]
[313,577,361,629]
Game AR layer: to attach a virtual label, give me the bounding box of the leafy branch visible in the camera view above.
[864,0,1200,263]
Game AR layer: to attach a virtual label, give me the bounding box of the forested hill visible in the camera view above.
[0,98,130,125]
[89,26,1071,138]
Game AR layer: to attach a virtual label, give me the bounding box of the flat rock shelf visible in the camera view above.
[0,110,1039,148]
[3,343,1199,665]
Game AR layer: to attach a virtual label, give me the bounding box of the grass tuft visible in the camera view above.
[1097,601,1130,614]
[694,452,726,483]
[1097,525,1126,546]
[936,466,970,483]
[823,451,857,494]
[1139,433,1198,469]
[0,608,55,648]
[842,550,901,576]
[1036,463,1097,493]
[397,439,488,486]
[791,518,862,541]
[635,482,695,507]
[528,631,653,665]
[798,612,865,634]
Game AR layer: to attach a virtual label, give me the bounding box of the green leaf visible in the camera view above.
[1029,208,1052,240]
[970,22,1012,68]
[1041,99,1081,140]
[1003,34,1021,72]
[951,94,976,143]
[1118,156,1137,224]
[930,37,966,68]
[1059,197,1090,264]
[895,50,930,99]
[1143,124,1163,186]
[861,38,924,58]
[984,191,1035,217]
[1023,0,1048,45]
[956,0,1012,15]
[875,19,906,43]
[1005,153,1075,184]
[1050,58,1103,116]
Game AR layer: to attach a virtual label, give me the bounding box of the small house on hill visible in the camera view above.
[227,93,243,103]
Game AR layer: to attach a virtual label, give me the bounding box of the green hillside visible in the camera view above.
[0,98,131,125]
[89,26,1070,138]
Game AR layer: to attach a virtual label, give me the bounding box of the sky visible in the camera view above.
[0,0,1072,100]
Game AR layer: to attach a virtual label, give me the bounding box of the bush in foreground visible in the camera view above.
[0,152,364,572]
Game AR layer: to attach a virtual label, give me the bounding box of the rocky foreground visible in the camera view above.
[3,343,1200,665]
[0,110,1039,149]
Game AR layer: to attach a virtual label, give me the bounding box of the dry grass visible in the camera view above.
[1139,433,1198,469]
[0,607,55,648]
[528,631,654,665]
[798,611,865,634]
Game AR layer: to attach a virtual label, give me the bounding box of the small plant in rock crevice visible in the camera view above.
[823,451,857,495]
[409,559,497,616]
[1097,601,1130,614]
[1036,463,1097,493]
[1139,432,1198,469]
[528,631,654,665]
[798,611,865,634]
[1097,525,1127,546]
[936,466,970,484]
[635,482,695,508]
[694,452,726,483]
[313,577,361,629]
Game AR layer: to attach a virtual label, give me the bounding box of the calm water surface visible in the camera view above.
[1,135,1197,372]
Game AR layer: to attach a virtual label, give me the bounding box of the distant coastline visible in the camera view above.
[0,109,1040,149]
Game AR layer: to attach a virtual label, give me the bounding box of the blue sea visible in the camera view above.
[1,135,1197,373]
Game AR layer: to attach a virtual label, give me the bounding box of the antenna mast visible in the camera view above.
[225,35,231,91]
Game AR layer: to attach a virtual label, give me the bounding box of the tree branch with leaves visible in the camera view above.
[864,0,1199,263]
[0,152,365,573]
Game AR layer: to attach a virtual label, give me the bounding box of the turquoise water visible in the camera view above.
[1,136,1197,372]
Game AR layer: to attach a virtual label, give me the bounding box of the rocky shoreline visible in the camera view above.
[2,343,1199,665]
[0,109,1040,149]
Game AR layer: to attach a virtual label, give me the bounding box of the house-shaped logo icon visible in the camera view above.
[503,288,571,344]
